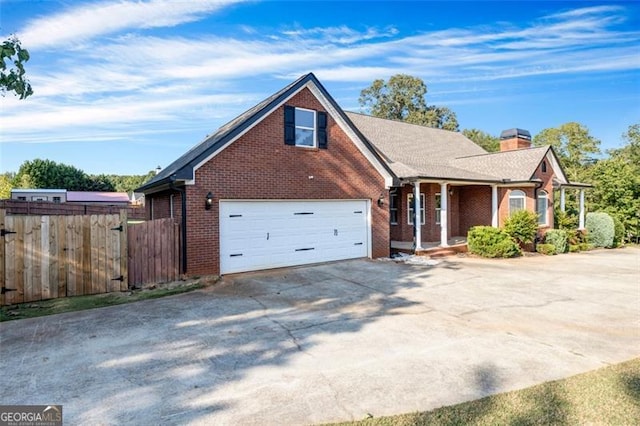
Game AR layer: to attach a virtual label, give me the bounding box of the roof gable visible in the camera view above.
[138,73,393,192]
[453,146,551,182]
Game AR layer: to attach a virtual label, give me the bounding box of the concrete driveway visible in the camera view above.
[1,248,639,425]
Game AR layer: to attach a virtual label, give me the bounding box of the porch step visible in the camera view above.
[416,244,468,258]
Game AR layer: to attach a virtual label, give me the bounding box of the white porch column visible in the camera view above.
[491,185,499,228]
[440,183,449,247]
[578,189,585,230]
[560,187,566,212]
[413,182,423,251]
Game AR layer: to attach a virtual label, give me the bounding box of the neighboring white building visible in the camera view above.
[10,189,131,206]
[11,189,67,202]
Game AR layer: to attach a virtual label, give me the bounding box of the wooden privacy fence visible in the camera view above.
[0,210,181,306]
[0,209,127,306]
[0,199,146,219]
[127,219,181,288]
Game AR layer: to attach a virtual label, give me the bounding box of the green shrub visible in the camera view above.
[544,229,568,254]
[569,244,581,253]
[468,226,521,258]
[585,212,615,248]
[536,243,556,255]
[503,210,539,247]
[579,242,591,251]
[555,210,577,231]
[612,215,625,248]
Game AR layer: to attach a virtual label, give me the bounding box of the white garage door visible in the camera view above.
[220,200,369,274]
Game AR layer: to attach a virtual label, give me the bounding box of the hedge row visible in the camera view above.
[468,211,622,258]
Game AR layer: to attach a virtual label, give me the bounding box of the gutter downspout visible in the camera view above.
[170,175,188,275]
[389,187,398,256]
[533,180,544,252]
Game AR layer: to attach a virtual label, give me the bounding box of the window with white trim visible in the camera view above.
[407,193,425,225]
[537,190,548,225]
[435,193,442,224]
[509,190,526,215]
[17,196,26,201]
[295,107,316,147]
[389,192,398,225]
[53,196,61,203]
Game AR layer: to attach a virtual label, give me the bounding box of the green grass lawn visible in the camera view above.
[0,281,206,322]
[329,358,640,426]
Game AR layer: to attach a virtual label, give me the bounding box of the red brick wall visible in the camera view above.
[500,137,532,152]
[449,188,460,237]
[390,185,413,242]
[151,87,389,276]
[532,157,555,230]
[459,186,493,236]
[498,187,533,227]
[496,159,555,230]
[147,192,176,220]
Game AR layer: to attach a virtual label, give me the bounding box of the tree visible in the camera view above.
[12,159,114,191]
[532,122,600,181]
[359,74,459,131]
[462,128,500,152]
[587,157,640,242]
[608,123,640,165]
[98,171,157,193]
[0,173,13,199]
[407,106,459,131]
[586,124,640,243]
[86,174,116,191]
[1,36,33,99]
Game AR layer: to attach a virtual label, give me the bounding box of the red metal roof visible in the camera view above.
[66,191,130,203]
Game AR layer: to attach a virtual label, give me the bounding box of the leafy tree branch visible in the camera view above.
[1,36,33,99]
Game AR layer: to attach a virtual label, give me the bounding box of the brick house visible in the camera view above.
[137,73,587,276]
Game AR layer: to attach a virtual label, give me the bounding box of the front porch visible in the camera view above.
[391,236,468,257]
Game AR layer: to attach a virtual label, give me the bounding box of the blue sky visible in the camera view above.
[1,0,639,175]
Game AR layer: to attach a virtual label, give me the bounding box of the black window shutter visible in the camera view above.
[284,105,295,145]
[317,111,328,149]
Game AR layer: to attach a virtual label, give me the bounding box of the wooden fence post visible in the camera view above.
[120,209,128,291]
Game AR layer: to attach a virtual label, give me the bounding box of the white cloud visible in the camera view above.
[281,25,399,44]
[545,5,624,20]
[2,92,256,143]
[2,3,638,151]
[17,0,246,49]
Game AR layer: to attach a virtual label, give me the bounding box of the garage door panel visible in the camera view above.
[220,200,369,274]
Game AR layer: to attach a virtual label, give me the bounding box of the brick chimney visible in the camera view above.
[500,128,531,151]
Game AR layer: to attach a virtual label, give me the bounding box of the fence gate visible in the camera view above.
[0,209,128,306]
[127,219,181,288]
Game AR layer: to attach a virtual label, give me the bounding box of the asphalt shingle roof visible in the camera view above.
[453,146,551,182]
[345,111,551,182]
